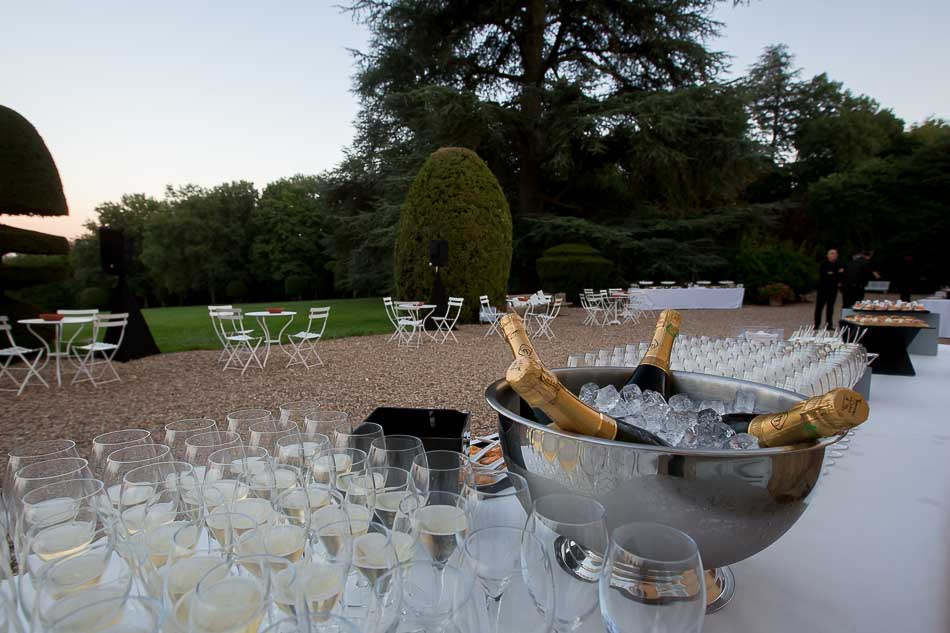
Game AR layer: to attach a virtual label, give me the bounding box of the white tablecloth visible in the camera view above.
[641,287,744,310]
[919,299,950,337]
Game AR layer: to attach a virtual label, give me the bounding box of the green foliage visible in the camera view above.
[394,148,512,322]
[536,244,613,301]
[79,287,110,310]
[0,105,67,216]
[225,279,247,302]
[743,44,801,161]
[733,237,817,303]
[284,274,310,300]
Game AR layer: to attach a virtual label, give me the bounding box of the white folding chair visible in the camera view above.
[56,309,99,317]
[209,305,235,363]
[213,309,263,375]
[479,295,504,338]
[71,313,128,387]
[432,297,464,344]
[287,307,330,368]
[0,316,48,396]
[531,296,563,340]
[383,297,409,344]
[580,292,603,326]
[621,290,649,325]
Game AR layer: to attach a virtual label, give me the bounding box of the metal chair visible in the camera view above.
[213,309,263,375]
[287,307,330,368]
[479,295,504,338]
[531,296,563,340]
[0,316,48,396]
[581,291,605,327]
[382,297,409,344]
[71,313,129,386]
[432,297,464,343]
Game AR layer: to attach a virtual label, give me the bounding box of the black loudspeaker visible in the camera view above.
[429,239,449,267]
[99,227,127,275]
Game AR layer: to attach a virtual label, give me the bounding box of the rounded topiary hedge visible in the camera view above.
[394,148,512,323]
[78,287,110,310]
[536,243,614,302]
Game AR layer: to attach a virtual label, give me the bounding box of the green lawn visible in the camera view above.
[141,298,391,353]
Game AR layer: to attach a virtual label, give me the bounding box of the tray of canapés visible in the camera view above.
[843,314,930,328]
[852,299,928,313]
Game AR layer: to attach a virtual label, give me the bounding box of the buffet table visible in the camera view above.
[918,299,949,337]
[640,287,744,310]
[841,308,940,356]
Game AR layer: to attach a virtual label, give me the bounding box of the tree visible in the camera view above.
[744,44,801,161]
[348,0,731,218]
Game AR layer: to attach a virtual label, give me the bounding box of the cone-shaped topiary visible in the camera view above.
[394,148,512,323]
[0,105,67,216]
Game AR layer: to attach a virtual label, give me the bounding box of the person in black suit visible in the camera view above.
[815,248,843,329]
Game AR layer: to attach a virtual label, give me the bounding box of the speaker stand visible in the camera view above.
[426,268,448,331]
[105,275,160,361]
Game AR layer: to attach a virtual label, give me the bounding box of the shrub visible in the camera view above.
[394,148,512,322]
[535,243,614,302]
[284,274,310,300]
[734,238,817,304]
[78,287,110,309]
[225,279,247,302]
[760,282,795,304]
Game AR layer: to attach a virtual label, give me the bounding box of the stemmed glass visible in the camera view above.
[11,457,93,549]
[410,450,474,496]
[18,478,108,563]
[249,419,298,456]
[163,418,217,461]
[261,614,361,633]
[279,400,322,429]
[183,430,241,482]
[312,447,367,488]
[227,408,274,441]
[399,491,471,566]
[462,469,530,530]
[274,432,329,470]
[305,410,348,437]
[526,494,608,632]
[599,522,706,633]
[462,527,554,632]
[5,440,80,519]
[90,429,152,477]
[305,517,356,618]
[103,444,171,508]
[379,561,476,633]
[370,467,411,529]
[368,435,425,471]
[45,595,164,633]
[333,422,384,454]
[188,555,274,633]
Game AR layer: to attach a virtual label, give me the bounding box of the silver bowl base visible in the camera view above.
[705,566,735,613]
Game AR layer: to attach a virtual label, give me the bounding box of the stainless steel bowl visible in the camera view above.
[486,368,840,609]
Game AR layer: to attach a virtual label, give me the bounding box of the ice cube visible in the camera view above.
[659,411,694,446]
[579,383,599,406]
[697,408,722,425]
[732,389,756,414]
[609,397,642,419]
[668,393,694,413]
[594,385,621,413]
[642,403,671,427]
[620,383,642,402]
[641,390,666,406]
[725,433,759,450]
[698,400,726,416]
[678,419,736,449]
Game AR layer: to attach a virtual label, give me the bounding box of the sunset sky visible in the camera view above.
[3,0,947,240]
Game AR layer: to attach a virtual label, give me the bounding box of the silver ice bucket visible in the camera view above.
[485,369,840,610]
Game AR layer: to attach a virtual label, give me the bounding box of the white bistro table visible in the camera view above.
[919,299,949,337]
[244,311,296,366]
[17,316,94,386]
[397,303,436,346]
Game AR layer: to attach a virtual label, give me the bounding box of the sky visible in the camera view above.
[3,0,948,240]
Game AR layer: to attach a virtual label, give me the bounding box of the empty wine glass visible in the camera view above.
[599,522,705,633]
[279,400,322,429]
[227,408,274,441]
[368,435,425,471]
[164,419,217,461]
[462,469,530,530]
[410,450,474,496]
[333,422,384,454]
[526,494,608,632]
[379,561,476,633]
[305,410,348,437]
[90,429,152,477]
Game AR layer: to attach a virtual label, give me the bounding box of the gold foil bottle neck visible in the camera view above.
[500,314,542,365]
[749,388,869,447]
[640,309,682,374]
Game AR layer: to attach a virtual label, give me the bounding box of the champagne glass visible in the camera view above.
[400,491,470,566]
[280,400,322,429]
[599,522,705,633]
[348,520,399,611]
[279,483,343,528]
[205,446,268,508]
[311,447,366,488]
[379,561,476,633]
[11,457,92,543]
[5,440,79,521]
[164,418,217,461]
[183,430,241,482]
[46,595,164,633]
[304,517,355,618]
[368,435,425,471]
[248,487,311,564]
[261,615,361,633]
[275,432,329,470]
[305,410,348,436]
[18,478,108,568]
[462,527,554,632]
[90,429,152,478]
[188,556,273,633]
[203,509,261,551]
[370,467,411,529]
[227,408,275,442]
[250,419,298,456]
[410,451,474,496]
[118,461,197,538]
[526,494,608,632]
[333,422,384,454]
[462,469,530,530]
[103,444,171,508]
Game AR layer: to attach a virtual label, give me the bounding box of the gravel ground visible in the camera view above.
[1,299,841,462]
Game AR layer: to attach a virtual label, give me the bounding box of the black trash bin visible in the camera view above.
[363,407,470,453]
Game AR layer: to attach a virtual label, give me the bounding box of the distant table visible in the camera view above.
[842,308,939,356]
[245,311,296,366]
[641,287,744,310]
[397,303,436,346]
[919,299,949,337]
[841,318,929,376]
[18,316,94,386]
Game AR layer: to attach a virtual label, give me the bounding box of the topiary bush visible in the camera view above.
[394,147,512,322]
[734,238,817,304]
[536,243,614,302]
[284,274,310,300]
[78,287,110,309]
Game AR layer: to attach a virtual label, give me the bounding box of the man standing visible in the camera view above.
[842,251,880,308]
[815,248,842,329]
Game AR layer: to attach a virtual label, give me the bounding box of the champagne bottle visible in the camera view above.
[624,309,682,398]
[719,388,869,447]
[500,313,542,365]
[506,357,671,446]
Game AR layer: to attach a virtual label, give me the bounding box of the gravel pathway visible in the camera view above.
[0,300,838,462]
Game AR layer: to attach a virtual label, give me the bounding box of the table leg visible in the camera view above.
[25,324,55,385]
[257,317,272,367]
[275,315,296,358]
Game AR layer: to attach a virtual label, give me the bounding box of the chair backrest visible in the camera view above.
[382,297,399,326]
[547,296,563,319]
[479,295,490,308]
[92,313,129,349]
[444,297,464,318]
[0,317,16,348]
[208,305,232,312]
[307,307,331,338]
[57,309,99,317]
[213,308,247,335]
